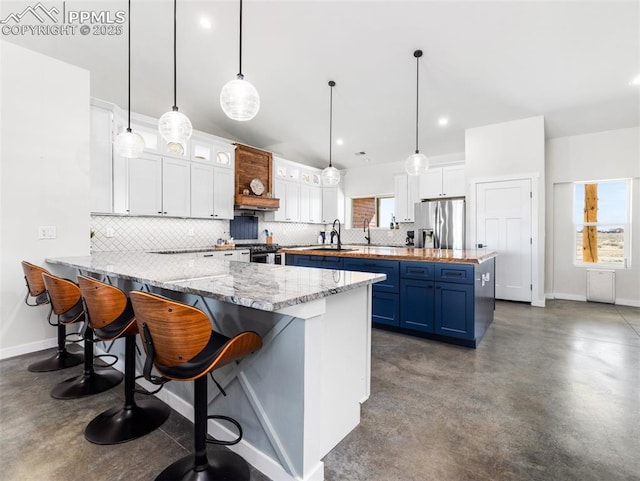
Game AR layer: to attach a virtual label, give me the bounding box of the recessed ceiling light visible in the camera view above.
[630,74,640,86]
[336,138,344,146]
[200,17,212,29]
[438,117,449,126]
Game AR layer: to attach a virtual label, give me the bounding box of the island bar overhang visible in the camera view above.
[46,252,385,481]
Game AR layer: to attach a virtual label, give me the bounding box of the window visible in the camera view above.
[573,179,631,267]
[351,196,395,228]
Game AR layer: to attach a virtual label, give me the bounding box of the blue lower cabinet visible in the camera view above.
[289,255,343,269]
[343,258,399,293]
[399,279,435,333]
[434,282,474,340]
[372,291,400,327]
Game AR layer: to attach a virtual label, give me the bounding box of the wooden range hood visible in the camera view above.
[234,144,280,211]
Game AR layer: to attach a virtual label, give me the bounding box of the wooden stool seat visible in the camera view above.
[42,272,122,399]
[78,276,170,444]
[21,261,84,372]
[130,291,262,481]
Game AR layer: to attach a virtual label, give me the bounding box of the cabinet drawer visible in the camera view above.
[343,258,399,293]
[400,261,435,280]
[372,291,399,327]
[319,256,343,269]
[434,264,474,284]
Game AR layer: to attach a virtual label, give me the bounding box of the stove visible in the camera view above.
[241,243,281,263]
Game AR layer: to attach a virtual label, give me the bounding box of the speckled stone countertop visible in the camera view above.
[279,245,497,264]
[46,252,385,312]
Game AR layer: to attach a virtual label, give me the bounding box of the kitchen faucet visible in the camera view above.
[363,217,371,245]
[332,219,342,250]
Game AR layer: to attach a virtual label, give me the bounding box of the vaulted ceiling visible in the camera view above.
[3,1,639,169]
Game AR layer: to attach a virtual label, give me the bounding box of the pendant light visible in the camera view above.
[220,0,260,121]
[158,0,192,154]
[321,80,340,186]
[405,49,429,176]
[113,0,144,158]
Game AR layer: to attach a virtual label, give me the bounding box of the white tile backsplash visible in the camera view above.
[91,214,413,252]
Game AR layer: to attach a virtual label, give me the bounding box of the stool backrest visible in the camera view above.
[78,275,131,330]
[41,273,82,318]
[130,291,212,368]
[22,261,49,297]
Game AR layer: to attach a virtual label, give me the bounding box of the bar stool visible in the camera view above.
[42,272,123,399]
[130,290,262,481]
[78,275,170,444]
[21,261,83,372]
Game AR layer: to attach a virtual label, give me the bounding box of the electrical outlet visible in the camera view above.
[38,226,56,240]
[387,230,393,238]
[188,227,195,236]
[105,227,115,238]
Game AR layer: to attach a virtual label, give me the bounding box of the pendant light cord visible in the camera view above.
[238,0,243,77]
[172,0,178,110]
[415,51,420,154]
[126,0,132,132]
[329,81,335,167]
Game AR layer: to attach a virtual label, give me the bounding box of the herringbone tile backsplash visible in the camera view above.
[91,215,412,252]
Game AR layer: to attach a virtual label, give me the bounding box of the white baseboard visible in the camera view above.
[0,337,57,361]
[615,298,640,307]
[546,293,639,307]
[553,293,588,302]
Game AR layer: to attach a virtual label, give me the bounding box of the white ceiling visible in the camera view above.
[3,0,639,170]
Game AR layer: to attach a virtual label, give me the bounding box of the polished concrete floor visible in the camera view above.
[1,300,639,481]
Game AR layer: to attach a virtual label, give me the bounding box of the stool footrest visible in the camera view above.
[155,449,250,481]
[205,415,243,446]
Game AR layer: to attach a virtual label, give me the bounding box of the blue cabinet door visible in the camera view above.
[318,256,343,269]
[372,291,400,327]
[434,282,474,340]
[400,279,435,333]
[290,255,343,269]
[343,258,399,293]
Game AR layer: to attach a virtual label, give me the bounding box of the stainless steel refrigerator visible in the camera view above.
[414,198,465,249]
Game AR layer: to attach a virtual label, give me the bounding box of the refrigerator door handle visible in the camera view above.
[433,203,440,248]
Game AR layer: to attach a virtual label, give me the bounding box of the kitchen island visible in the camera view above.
[46,251,385,481]
[280,245,497,348]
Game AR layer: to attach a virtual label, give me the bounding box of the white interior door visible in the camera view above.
[476,179,532,302]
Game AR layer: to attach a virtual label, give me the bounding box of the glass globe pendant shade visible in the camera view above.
[158,109,193,146]
[405,152,429,176]
[114,130,145,158]
[321,165,341,186]
[220,75,260,121]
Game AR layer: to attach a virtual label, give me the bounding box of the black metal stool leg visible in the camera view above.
[155,376,250,481]
[85,335,170,444]
[50,327,123,399]
[27,323,84,372]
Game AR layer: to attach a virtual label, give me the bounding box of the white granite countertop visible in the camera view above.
[46,252,385,312]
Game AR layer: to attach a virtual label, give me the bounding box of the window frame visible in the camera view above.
[572,178,632,269]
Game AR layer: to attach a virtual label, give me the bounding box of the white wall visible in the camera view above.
[546,127,640,306]
[0,42,91,358]
[465,116,546,306]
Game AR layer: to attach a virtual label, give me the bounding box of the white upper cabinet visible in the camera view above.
[394,174,420,222]
[419,165,466,199]
[268,178,300,222]
[128,154,163,216]
[212,167,234,220]
[90,102,113,213]
[190,162,214,218]
[322,186,344,224]
[162,158,191,217]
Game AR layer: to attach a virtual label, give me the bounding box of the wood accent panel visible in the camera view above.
[234,193,280,209]
[235,143,273,196]
[583,183,598,262]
